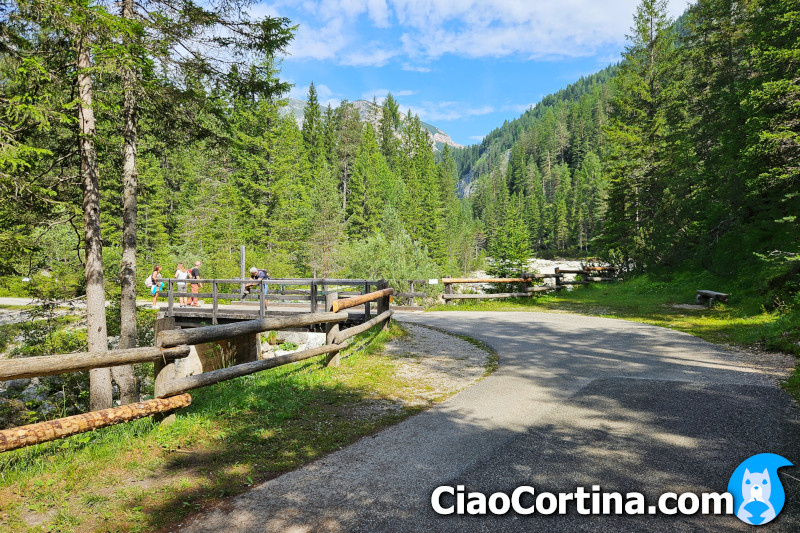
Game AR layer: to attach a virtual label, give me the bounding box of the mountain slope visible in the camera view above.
[281,98,463,152]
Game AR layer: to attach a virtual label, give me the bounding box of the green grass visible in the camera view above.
[431,272,800,399]
[0,322,457,532]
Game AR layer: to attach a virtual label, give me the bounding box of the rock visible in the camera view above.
[5,378,31,397]
[20,379,47,404]
[0,398,29,429]
[37,401,58,418]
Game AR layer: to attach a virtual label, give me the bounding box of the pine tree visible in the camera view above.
[302,82,322,166]
[602,0,676,269]
[308,161,345,277]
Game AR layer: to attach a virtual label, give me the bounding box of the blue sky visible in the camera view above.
[254,1,690,147]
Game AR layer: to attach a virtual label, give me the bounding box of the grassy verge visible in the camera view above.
[431,272,800,398]
[0,322,448,532]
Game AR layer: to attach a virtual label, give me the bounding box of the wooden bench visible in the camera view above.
[696,290,730,307]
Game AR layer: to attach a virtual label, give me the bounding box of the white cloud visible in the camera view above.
[263,0,690,63]
[469,135,485,141]
[407,101,495,122]
[361,88,418,100]
[286,17,350,61]
[341,45,399,66]
[402,63,432,72]
[289,83,340,107]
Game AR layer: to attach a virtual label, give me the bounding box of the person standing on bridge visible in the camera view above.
[189,260,203,307]
[244,267,269,305]
[150,264,164,308]
[175,263,189,307]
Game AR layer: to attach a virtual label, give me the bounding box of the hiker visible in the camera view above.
[175,263,189,307]
[149,264,163,308]
[189,260,203,307]
[244,266,269,296]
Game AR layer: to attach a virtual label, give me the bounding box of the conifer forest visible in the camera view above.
[1,0,798,307]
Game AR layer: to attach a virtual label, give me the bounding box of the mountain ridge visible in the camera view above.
[280,98,464,152]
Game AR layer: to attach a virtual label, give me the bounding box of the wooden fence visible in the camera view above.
[0,287,393,453]
[0,267,617,452]
[159,278,388,324]
[442,267,617,302]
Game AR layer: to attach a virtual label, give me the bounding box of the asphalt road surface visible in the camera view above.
[176,311,800,532]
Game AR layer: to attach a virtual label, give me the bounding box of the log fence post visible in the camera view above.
[153,315,177,425]
[364,281,371,320]
[167,280,174,317]
[444,277,452,305]
[554,267,562,291]
[310,280,318,314]
[409,280,415,306]
[212,280,218,325]
[259,279,266,318]
[324,291,340,367]
[377,280,390,330]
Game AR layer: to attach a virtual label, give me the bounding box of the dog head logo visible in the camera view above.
[728,453,793,525]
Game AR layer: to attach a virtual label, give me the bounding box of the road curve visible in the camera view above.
[176,311,800,532]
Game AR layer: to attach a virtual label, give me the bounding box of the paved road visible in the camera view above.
[177,311,800,532]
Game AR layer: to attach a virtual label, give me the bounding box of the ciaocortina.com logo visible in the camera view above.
[728,453,793,526]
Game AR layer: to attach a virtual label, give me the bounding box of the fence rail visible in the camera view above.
[442,268,617,303]
[0,286,394,453]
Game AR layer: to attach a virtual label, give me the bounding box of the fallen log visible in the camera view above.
[0,394,191,453]
[0,345,191,381]
[331,288,394,313]
[156,312,348,348]
[157,343,349,398]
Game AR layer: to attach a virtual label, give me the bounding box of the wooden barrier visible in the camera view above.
[0,346,191,381]
[443,287,560,300]
[334,310,393,344]
[0,394,191,453]
[157,345,349,398]
[443,277,533,284]
[331,288,394,313]
[156,312,347,349]
[584,266,616,272]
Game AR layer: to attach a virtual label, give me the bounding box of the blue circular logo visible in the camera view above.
[728,453,793,525]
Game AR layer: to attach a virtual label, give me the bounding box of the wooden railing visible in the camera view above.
[0,287,394,453]
[441,268,617,302]
[159,278,386,324]
[0,267,616,452]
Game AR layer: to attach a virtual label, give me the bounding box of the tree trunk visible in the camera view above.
[115,0,139,405]
[77,37,113,411]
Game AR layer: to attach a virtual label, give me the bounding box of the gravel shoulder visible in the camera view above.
[382,322,493,405]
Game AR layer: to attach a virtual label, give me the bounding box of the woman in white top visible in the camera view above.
[175,263,190,307]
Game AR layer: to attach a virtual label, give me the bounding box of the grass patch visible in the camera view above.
[0,321,448,532]
[430,272,800,400]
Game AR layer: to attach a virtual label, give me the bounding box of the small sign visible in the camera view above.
[428,279,438,285]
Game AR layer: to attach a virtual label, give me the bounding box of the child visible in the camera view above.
[175,263,189,307]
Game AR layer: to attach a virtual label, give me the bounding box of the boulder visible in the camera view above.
[5,378,31,397]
